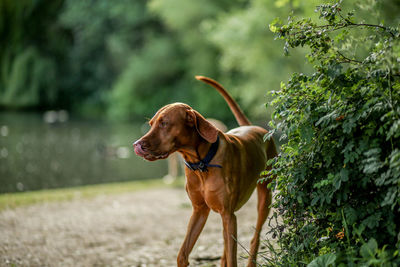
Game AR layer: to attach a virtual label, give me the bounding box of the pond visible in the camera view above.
[0,112,167,193]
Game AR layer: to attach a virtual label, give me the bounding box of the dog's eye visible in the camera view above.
[159,121,168,128]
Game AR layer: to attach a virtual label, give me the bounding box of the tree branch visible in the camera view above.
[336,51,362,64]
[288,21,396,39]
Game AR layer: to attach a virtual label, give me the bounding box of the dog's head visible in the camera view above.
[133,103,218,161]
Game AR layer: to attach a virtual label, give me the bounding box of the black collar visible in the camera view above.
[184,136,222,172]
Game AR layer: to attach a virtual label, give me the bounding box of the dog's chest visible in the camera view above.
[186,171,229,212]
[201,175,227,212]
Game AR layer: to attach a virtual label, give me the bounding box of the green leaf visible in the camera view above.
[316,111,337,127]
[386,119,400,139]
[344,207,357,224]
[307,254,336,267]
[339,168,349,182]
[269,17,281,33]
[360,238,378,259]
[362,213,381,229]
[311,195,320,206]
[263,130,275,142]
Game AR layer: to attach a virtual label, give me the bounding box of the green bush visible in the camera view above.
[263,2,400,266]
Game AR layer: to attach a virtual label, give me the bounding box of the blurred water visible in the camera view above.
[0,112,167,193]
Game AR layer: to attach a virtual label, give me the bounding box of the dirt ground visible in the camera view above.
[0,187,276,267]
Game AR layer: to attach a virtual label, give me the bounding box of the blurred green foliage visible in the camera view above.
[0,0,69,108]
[0,0,304,122]
[1,0,399,123]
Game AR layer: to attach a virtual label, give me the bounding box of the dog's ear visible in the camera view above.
[187,109,219,143]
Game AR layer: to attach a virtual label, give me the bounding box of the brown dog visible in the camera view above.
[133,76,277,267]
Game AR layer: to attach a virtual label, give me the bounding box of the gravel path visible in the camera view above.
[0,187,275,267]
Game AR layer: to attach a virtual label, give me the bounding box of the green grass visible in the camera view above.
[0,178,184,211]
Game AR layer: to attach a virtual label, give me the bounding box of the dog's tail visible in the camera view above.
[195,76,251,126]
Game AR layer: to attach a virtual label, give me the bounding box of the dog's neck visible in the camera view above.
[177,135,212,163]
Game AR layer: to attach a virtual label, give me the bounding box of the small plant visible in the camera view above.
[262,1,400,266]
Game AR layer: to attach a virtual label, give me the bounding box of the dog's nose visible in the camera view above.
[133,140,140,147]
[134,139,149,148]
[133,139,147,156]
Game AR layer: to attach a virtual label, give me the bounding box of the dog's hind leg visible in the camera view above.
[247,183,272,267]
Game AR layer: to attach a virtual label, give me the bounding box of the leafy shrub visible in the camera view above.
[262,2,400,266]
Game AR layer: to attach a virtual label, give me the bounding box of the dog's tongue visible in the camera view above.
[133,143,146,157]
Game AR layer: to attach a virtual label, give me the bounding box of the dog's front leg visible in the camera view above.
[221,212,237,267]
[177,204,210,267]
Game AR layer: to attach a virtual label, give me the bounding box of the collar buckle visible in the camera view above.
[184,136,222,172]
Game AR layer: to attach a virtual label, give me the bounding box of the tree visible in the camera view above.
[60,0,164,116]
[0,0,70,109]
